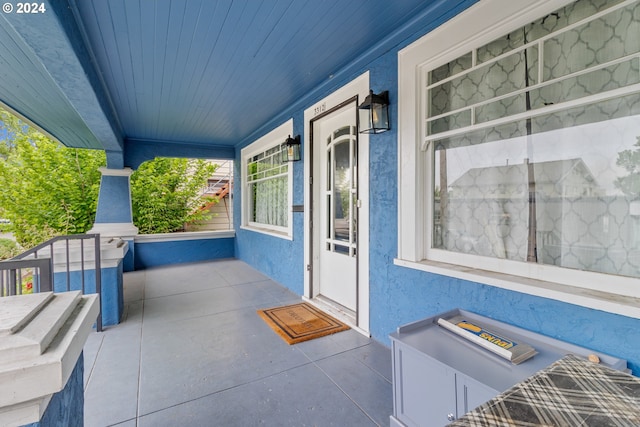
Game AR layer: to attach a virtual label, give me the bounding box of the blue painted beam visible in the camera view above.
[1,0,123,153]
[124,138,235,169]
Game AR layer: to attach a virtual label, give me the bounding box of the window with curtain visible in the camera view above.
[241,120,293,238]
[425,0,640,279]
[246,143,289,230]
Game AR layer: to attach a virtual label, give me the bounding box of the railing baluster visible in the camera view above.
[49,243,54,291]
[65,239,71,292]
[80,238,85,294]
[8,269,16,296]
[94,235,102,332]
[2,234,103,331]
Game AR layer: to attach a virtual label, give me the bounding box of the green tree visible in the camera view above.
[0,238,21,259]
[0,109,104,247]
[131,157,217,234]
[0,108,219,250]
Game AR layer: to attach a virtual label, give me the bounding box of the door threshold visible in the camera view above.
[304,295,369,337]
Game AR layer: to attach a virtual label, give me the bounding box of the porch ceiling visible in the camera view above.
[0,0,461,160]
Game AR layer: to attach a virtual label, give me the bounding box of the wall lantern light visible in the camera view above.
[282,134,301,162]
[358,90,390,134]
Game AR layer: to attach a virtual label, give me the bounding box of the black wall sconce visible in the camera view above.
[358,90,390,134]
[282,134,301,162]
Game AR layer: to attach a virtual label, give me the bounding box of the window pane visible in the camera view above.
[475,59,640,124]
[250,174,287,227]
[543,2,640,81]
[243,125,291,233]
[428,47,538,119]
[433,97,640,278]
[334,140,351,242]
[429,52,473,84]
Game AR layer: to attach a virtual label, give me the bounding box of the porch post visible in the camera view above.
[90,167,138,238]
[89,167,138,273]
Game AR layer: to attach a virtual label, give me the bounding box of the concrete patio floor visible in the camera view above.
[83,259,393,426]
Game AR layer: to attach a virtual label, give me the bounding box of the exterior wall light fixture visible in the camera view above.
[282,134,301,162]
[358,90,390,134]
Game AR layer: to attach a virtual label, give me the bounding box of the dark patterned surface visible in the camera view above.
[449,354,640,426]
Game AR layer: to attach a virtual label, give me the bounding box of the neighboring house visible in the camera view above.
[442,159,636,276]
[448,158,601,199]
[185,161,234,232]
[1,0,639,382]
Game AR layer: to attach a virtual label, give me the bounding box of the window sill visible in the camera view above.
[393,258,640,320]
[240,225,293,241]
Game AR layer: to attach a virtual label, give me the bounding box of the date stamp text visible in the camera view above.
[2,3,47,14]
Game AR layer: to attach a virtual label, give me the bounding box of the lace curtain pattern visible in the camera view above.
[247,144,288,228]
[427,0,640,278]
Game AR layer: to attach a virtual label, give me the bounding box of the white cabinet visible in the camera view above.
[389,309,627,427]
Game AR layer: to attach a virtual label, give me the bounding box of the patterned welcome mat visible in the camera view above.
[257,302,350,345]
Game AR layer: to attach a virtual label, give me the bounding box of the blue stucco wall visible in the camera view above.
[94,175,131,223]
[123,239,135,272]
[134,237,235,270]
[233,0,640,377]
[234,114,306,295]
[53,263,123,327]
[22,353,84,427]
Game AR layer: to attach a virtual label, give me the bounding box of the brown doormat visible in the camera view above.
[257,302,350,345]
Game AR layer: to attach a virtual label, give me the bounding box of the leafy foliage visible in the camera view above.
[131,158,217,234]
[0,109,104,247]
[0,107,219,248]
[0,238,20,260]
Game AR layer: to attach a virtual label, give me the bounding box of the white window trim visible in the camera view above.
[241,119,294,240]
[397,0,640,319]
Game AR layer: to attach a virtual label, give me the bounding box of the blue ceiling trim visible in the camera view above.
[1,0,122,152]
[124,138,235,170]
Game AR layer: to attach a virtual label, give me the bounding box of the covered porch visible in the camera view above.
[2,0,640,425]
[83,259,392,426]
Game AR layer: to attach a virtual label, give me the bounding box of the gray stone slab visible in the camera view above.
[214,259,269,285]
[82,332,103,388]
[315,349,393,426]
[137,306,310,415]
[117,299,144,328]
[294,332,352,362]
[231,280,292,307]
[255,279,302,304]
[138,363,378,427]
[141,286,251,324]
[84,259,394,426]
[122,271,145,303]
[143,266,230,299]
[84,326,142,427]
[349,340,393,383]
[106,419,137,427]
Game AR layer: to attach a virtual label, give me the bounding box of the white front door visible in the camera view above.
[313,103,358,311]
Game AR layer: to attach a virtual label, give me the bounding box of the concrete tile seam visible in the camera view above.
[134,359,318,420]
[135,298,146,421]
[312,361,383,427]
[84,334,105,391]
